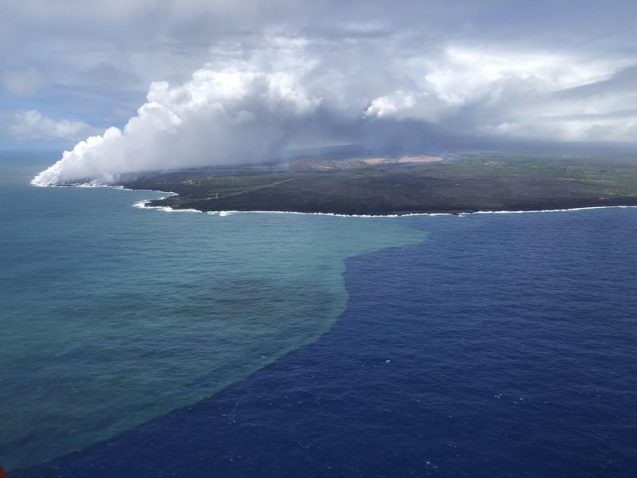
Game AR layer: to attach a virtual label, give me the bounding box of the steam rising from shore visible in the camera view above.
[32,66,321,186]
[32,39,634,186]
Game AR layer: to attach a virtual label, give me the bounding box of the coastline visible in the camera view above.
[30,180,637,218]
[34,154,637,218]
[132,194,637,218]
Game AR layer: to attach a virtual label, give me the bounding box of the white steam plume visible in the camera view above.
[33,66,320,185]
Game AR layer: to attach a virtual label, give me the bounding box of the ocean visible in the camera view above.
[2,152,637,477]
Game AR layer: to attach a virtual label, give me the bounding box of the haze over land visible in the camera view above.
[1,1,635,185]
[125,154,637,216]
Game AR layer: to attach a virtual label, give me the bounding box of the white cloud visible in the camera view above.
[32,37,637,186]
[364,45,637,143]
[365,46,630,117]
[9,110,96,140]
[488,115,637,143]
[3,1,636,147]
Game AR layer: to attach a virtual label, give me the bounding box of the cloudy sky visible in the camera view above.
[2,1,636,183]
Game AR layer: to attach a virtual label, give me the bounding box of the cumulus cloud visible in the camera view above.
[365,46,637,143]
[9,110,96,141]
[32,35,637,186]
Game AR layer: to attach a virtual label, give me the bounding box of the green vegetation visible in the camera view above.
[187,174,296,198]
[124,153,637,215]
[427,155,637,197]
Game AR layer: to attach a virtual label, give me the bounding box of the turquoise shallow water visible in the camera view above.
[0,153,424,470]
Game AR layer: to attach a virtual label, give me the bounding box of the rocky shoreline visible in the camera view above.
[122,155,637,217]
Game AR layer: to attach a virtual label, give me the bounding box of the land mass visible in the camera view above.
[122,153,637,215]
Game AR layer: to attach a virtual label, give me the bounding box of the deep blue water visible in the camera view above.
[15,209,637,477]
[3,154,637,476]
